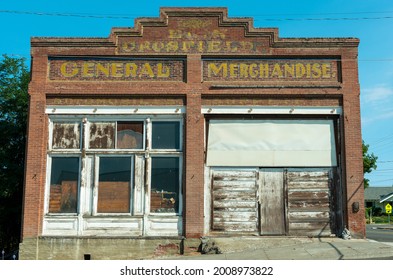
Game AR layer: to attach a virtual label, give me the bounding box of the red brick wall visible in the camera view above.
[23,55,48,237]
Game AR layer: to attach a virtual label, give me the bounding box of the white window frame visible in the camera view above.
[44,154,82,216]
[46,113,184,218]
[92,154,135,216]
[147,154,183,217]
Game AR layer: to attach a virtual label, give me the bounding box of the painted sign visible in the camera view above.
[119,36,268,54]
[117,17,270,54]
[49,59,184,81]
[203,60,339,82]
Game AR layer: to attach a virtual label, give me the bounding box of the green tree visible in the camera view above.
[363,140,378,188]
[0,55,29,254]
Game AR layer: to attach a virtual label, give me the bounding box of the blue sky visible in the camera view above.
[1,0,393,187]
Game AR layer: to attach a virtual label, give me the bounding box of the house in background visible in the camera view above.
[364,187,393,213]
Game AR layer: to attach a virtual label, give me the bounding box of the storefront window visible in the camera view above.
[152,121,180,149]
[49,157,79,213]
[48,117,182,217]
[150,157,180,213]
[97,157,132,213]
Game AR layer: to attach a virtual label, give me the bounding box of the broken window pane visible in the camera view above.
[117,121,144,149]
[152,121,180,149]
[97,157,131,213]
[150,157,180,213]
[52,122,81,149]
[49,157,79,213]
[89,122,115,149]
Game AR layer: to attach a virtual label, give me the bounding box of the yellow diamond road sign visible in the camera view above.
[386,203,392,214]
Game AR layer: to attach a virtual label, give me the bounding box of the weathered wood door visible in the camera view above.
[259,169,286,235]
[286,169,333,236]
[211,169,258,232]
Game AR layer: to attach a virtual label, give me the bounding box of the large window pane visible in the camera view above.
[97,157,131,213]
[89,122,115,149]
[152,122,180,149]
[49,157,79,213]
[52,122,80,149]
[117,121,144,149]
[150,157,180,213]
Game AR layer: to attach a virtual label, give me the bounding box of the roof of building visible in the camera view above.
[380,193,393,203]
[364,187,393,202]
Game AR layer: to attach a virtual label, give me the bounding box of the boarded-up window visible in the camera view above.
[49,157,79,213]
[117,121,144,149]
[152,122,180,149]
[206,119,337,167]
[52,122,80,149]
[89,122,115,149]
[150,157,180,213]
[97,157,131,213]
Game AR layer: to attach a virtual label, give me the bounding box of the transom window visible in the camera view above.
[89,121,144,149]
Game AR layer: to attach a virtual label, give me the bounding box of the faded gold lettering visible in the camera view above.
[96,63,110,77]
[125,63,137,77]
[226,41,238,52]
[249,63,258,78]
[271,63,283,78]
[312,63,322,78]
[239,64,249,78]
[322,63,331,78]
[60,62,79,77]
[157,63,170,78]
[56,61,177,80]
[139,63,154,77]
[166,41,179,52]
[111,63,123,78]
[168,30,182,39]
[208,63,228,77]
[259,64,269,78]
[207,41,221,52]
[139,42,151,52]
[197,41,204,52]
[152,42,165,52]
[122,42,136,52]
[241,42,254,51]
[182,41,195,52]
[284,64,295,78]
[306,64,312,78]
[295,63,306,78]
[211,30,226,39]
[229,63,239,77]
[82,63,95,77]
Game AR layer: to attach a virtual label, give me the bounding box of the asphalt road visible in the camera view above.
[366,224,393,243]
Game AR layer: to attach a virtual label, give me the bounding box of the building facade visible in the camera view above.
[20,7,364,259]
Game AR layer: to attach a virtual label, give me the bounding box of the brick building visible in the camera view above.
[20,7,364,259]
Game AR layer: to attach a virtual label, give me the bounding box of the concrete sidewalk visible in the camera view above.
[164,236,393,260]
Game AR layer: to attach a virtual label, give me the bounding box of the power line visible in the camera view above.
[2,9,393,21]
[250,11,393,16]
[254,16,393,22]
[0,10,136,19]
